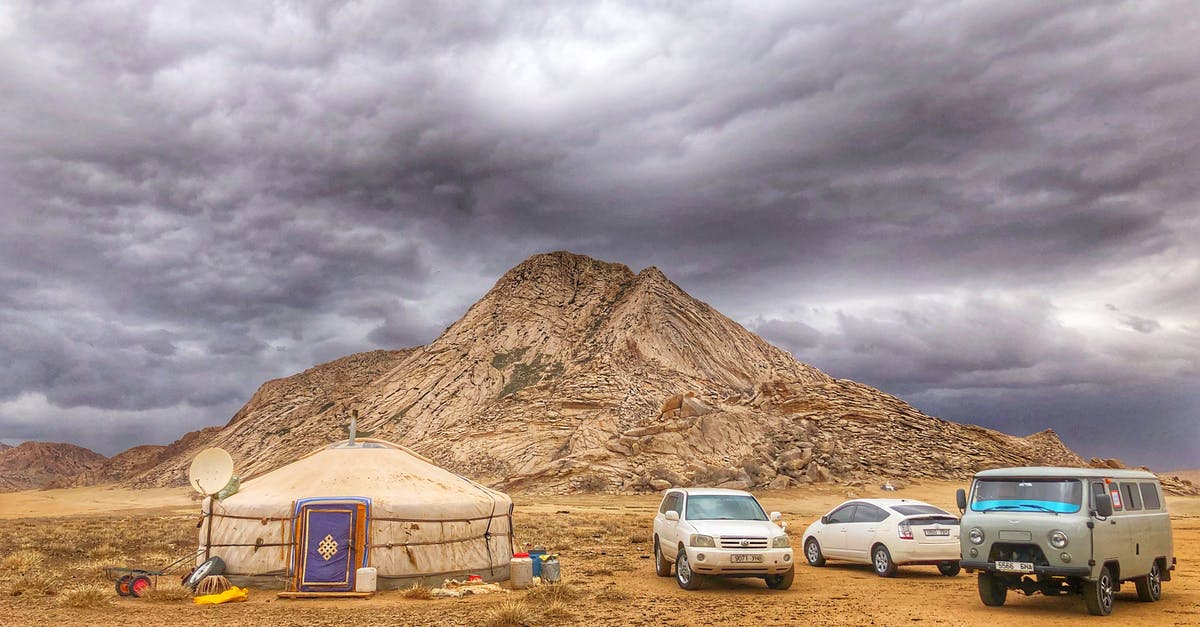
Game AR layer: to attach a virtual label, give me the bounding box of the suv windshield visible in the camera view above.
[685,495,768,521]
[971,478,1082,513]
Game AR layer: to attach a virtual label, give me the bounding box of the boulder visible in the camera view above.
[768,475,792,490]
[680,396,714,418]
[806,462,832,483]
[648,479,672,491]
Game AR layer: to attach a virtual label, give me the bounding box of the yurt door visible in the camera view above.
[297,504,360,592]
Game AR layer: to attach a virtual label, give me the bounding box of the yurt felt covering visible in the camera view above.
[198,439,513,590]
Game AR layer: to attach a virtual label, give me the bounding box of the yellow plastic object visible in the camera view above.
[193,586,249,605]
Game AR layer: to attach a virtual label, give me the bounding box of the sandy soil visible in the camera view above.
[1,481,1197,626]
[0,486,195,519]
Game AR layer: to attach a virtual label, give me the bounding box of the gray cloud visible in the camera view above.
[1,0,1198,467]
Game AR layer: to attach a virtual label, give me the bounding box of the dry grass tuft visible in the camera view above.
[7,571,58,597]
[540,599,577,622]
[87,543,122,559]
[59,584,112,608]
[594,586,632,603]
[142,578,193,602]
[487,598,533,627]
[399,583,433,600]
[2,548,46,573]
[195,575,232,596]
[524,581,580,604]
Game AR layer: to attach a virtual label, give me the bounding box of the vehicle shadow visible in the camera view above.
[802,561,957,579]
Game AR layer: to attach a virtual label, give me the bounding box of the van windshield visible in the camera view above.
[971,478,1082,514]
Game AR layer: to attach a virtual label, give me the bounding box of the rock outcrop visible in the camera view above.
[0,442,107,491]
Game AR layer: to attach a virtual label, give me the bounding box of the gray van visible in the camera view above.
[956,467,1175,616]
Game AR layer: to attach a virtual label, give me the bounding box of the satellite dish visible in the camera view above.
[188,448,234,496]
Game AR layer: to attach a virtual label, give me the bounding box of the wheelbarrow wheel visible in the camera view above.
[129,575,152,598]
[115,574,133,596]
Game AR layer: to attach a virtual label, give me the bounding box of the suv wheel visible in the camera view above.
[653,538,672,577]
[937,561,961,577]
[675,548,704,590]
[764,566,795,590]
[872,545,897,577]
[804,537,826,567]
[1084,565,1115,616]
[978,572,1007,606]
[1135,560,1162,602]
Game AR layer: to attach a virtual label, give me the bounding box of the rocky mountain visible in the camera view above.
[122,251,1196,495]
[0,441,107,491]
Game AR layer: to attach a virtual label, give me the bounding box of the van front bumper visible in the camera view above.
[960,560,1091,578]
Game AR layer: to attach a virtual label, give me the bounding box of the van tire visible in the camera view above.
[1084,565,1115,616]
[1135,560,1162,602]
[978,572,1007,606]
[653,538,672,577]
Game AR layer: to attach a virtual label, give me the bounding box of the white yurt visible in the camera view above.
[197,438,513,592]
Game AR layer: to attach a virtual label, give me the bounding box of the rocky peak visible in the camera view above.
[0,441,108,492]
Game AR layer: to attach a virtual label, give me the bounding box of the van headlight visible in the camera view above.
[1049,530,1069,549]
[772,535,790,548]
[690,534,716,548]
[968,527,985,545]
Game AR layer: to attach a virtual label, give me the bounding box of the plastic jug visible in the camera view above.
[510,553,533,589]
[355,567,377,593]
[529,547,547,577]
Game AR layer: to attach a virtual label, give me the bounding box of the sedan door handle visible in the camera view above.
[867,529,876,532]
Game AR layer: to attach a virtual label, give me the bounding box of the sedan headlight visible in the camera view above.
[1049,530,1069,549]
[968,527,985,545]
[690,534,716,548]
[772,535,791,548]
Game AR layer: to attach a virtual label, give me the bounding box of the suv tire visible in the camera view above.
[978,572,1007,606]
[872,544,898,577]
[675,548,704,590]
[804,538,826,567]
[1083,565,1115,616]
[764,566,794,590]
[653,538,672,577]
[1135,560,1162,602]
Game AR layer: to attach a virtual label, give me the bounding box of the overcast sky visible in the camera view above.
[1,1,1197,469]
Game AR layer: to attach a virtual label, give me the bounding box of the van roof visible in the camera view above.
[974,466,1159,480]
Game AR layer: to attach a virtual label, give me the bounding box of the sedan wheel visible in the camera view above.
[872,545,897,577]
[804,538,826,567]
[675,548,704,590]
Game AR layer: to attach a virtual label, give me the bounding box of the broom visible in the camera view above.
[195,575,233,596]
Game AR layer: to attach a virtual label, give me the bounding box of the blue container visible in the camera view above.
[529,548,547,577]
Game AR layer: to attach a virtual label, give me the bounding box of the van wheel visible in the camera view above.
[1135,560,1162,602]
[978,572,1007,606]
[938,561,961,577]
[1084,565,1115,616]
[764,566,794,590]
[653,538,672,577]
[804,538,826,567]
[675,549,704,590]
[872,545,897,577]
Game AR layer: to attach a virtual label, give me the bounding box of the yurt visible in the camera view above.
[197,438,514,592]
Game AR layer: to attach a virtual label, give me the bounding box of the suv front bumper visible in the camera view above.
[960,560,1091,578]
[685,547,794,576]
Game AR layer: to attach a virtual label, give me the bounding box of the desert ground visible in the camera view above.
[1,481,1197,626]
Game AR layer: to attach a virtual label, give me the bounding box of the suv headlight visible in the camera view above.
[1049,530,1069,549]
[968,527,985,545]
[772,535,791,548]
[690,534,716,548]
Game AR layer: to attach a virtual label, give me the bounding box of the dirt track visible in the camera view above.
[1,481,1197,625]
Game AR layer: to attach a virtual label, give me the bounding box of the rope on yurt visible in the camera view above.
[456,474,502,578]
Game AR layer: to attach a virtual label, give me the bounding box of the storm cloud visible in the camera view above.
[1,1,1197,467]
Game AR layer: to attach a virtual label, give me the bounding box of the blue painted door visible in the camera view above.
[298,506,357,591]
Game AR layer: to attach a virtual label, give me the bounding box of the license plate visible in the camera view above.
[731,554,763,563]
[924,528,950,537]
[996,560,1035,573]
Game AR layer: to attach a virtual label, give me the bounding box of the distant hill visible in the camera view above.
[119,251,1192,495]
[0,442,107,491]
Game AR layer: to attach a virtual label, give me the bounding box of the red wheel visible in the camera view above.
[116,575,133,596]
[129,575,152,598]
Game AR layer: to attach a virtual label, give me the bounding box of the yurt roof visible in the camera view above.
[214,438,510,518]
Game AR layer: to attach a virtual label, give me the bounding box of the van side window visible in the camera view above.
[1121,482,1142,510]
[1140,483,1162,510]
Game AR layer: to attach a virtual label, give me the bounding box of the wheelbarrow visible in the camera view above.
[105,552,204,598]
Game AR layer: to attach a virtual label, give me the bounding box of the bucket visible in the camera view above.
[540,556,561,583]
[355,567,377,593]
[510,553,533,590]
[529,547,547,577]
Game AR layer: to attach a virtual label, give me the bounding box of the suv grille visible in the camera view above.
[719,536,768,549]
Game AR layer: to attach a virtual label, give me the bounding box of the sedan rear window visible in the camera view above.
[890,504,951,517]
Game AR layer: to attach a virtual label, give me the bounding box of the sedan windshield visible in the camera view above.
[971,478,1082,514]
[685,495,768,521]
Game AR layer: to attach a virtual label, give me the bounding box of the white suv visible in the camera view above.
[652,488,794,590]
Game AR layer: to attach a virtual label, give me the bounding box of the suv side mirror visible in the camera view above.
[769,511,782,522]
[1094,496,1113,518]
[665,510,680,522]
[956,488,967,513]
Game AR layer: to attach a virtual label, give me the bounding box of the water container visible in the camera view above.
[541,557,561,583]
[355,567,377,593]
[510,553,533,590]
[529,547,547,577]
